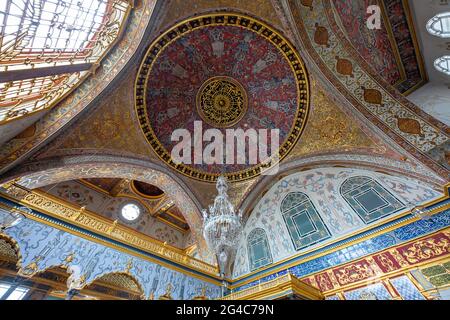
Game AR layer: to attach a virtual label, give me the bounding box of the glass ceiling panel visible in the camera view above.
[426,12,450,38]
[0,0,131,123]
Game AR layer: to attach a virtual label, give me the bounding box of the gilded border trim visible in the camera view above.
[134,12,310,183]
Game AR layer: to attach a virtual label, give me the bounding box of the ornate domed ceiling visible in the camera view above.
[135,13,309,182]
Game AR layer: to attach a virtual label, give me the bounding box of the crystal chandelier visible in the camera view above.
[202,176,243,277]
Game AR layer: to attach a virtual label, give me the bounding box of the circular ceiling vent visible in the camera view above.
[120,202,141,222]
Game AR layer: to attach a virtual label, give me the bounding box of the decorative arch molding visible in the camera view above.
[0,0,163,175]
[0,154,213,263]
[271,0,449,177]
[238,152,445,220]
[82,271,146,299]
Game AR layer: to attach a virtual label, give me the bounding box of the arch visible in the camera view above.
[0,233,21,268]
[275,0,448,179]
[340,176,405,224]
[83,271,145,300]
[238,153,444,222]
[247,228,272,271]
[0,154,214,264]
[280,192,330,251]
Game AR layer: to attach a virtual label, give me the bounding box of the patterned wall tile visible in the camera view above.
[390,275,425,300]
[344,282,392,300]
[0,209,221,299]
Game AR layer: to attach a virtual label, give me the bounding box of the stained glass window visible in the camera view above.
[0,0,131,123]
[340,176,405,224]
[281,192,331,251]
[426,12,450,38]
[247,228,272,271]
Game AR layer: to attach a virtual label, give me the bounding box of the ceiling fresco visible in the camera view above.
[0,0,448,277]
[136,13,309,182]
[332,0,426,94]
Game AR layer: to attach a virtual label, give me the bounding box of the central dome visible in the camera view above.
[135,14,309,182]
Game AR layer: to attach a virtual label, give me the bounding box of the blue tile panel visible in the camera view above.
[344,282,392,300]
[234,208,450,291]
[390,275,425,300]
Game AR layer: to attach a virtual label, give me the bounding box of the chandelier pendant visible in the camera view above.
[202,176,243,277]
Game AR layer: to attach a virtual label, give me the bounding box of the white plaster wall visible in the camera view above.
[407,83,450,126]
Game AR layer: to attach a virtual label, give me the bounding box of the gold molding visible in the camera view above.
[0,185,220,281]
[221,273,323,300]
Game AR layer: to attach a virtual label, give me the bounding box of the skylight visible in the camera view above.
[120,203,141,221]
[434,56,450,75]
[426,12,450,38]
[0,0,130,123]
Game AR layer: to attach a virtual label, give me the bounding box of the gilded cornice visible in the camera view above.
[221,273,323,300]
[0,184,219,278]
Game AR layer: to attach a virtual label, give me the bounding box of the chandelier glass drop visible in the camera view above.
[202,176,243,276]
